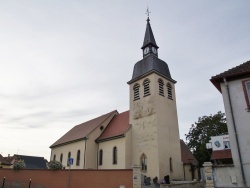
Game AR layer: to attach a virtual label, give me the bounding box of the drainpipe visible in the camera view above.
[223,78,246,187]
[97,143,99,169]
[83,137,87,169]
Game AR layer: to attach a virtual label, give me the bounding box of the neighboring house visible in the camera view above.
[50,16,195,182]
[206,135,233,165]
[211,60,250,187]
[4,154,47,169]
[180,140,199,181]
[0,154,12,168]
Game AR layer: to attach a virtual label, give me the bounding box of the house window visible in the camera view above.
[113,147,117,164]
[170,157,173,172]
[141,154,147,171]
[158,78,164,96]
[133,83,140,100]
[99,149,103,165]
[167,83,172,99]
[76,150,80,166]
[67,152,71,166]
[242,79,250,109]
[53,154,56,161]
[60,153,63,163]
[143,79,150,96]
[223,141,230,149]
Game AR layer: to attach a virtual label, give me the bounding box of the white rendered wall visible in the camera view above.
[220,77,250,187]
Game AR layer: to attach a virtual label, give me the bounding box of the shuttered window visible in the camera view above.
[133,83,140,100]
[143,79,150,96]
[158,79,164,96]
[167,83,172,99]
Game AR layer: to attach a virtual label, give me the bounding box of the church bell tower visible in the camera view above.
[127,15,182,180]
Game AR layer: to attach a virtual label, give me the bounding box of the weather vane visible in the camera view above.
[145,6,151,18]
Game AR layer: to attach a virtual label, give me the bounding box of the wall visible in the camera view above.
[50,140,86,169]
[0,169,132,188]
[98,137,126,169]
[220,78,250,187]
[213,165,238,187]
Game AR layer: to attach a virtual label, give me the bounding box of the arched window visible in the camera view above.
[60,153,63,163]
[167,83,172,99]
[76,150,80,166]
[99,149,103,165]
[53,154,56,161]
[133,83,140,100]
[141,154,147,171]
[170,157,173,172]
[158,78,164,96]
[143,79,150,96]
[113,147,117,164]
[67,152,71,166]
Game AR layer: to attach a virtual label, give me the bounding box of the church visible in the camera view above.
[50,16,198,181]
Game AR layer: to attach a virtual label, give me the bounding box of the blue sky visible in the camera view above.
[1,1,250,160]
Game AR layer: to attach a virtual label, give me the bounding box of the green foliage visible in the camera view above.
[13,159,26,170]
[48,160,63,170]
[185,111,228,166]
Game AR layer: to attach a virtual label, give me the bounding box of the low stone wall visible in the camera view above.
[161,181,205,188]
[0,169,132,188]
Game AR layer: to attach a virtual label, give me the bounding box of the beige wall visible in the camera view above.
[183,164,199,181]
[51,140,86,169]
[129,73,182,180]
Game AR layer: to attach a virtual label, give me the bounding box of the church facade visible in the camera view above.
[50,17,197,181]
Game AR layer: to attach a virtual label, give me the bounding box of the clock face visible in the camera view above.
[144,47,149,54]
[152,47,157,54]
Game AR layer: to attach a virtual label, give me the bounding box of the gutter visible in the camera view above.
[223,78,246,187]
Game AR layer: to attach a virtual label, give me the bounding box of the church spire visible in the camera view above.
[141,17,158,49]
[141,8,159,57]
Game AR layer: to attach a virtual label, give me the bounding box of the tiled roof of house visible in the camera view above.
[210,60,250,92]
[211,149,232,160]
[50,110,117,148]
[180,140,199,165]
[0,154,12,165]
[96,111,130,142]
[14,155,47,169]
[3,155,15,164]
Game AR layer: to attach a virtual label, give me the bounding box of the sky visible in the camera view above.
[1,1,250,160]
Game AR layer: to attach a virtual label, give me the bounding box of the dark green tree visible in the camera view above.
[185,111,228,166]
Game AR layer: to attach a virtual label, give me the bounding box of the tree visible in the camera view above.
[185,111,228,166]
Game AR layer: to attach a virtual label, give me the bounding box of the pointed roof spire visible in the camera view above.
[141,7,158,49]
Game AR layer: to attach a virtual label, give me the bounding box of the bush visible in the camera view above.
[48,160,63,170]
[13,159,26,170]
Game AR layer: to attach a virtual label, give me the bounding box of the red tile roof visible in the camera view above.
[211,149,232,160]
[210,60,250,92]
[180,140,199,165]
[50,110,117,148]
[96,111,130,142]
[0,154,12,165]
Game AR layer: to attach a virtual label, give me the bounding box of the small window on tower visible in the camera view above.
[158,78,164,96]
[143,79,150,97]
[167,83,172,99]
[133,83,140,100]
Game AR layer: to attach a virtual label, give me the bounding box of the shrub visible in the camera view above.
[48,160,63,170]
[13,159,26,170]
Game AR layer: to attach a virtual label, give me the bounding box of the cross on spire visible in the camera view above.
[145,6,151,19]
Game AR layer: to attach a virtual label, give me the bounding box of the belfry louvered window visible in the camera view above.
[158,79,164,96]
[143,79,150,96]
[133,83,140,100]
[167,83,172,99]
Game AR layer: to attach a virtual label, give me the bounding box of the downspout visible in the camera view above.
[223,78,246,187]
[83,137,87,169]
[97,143,99,169]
